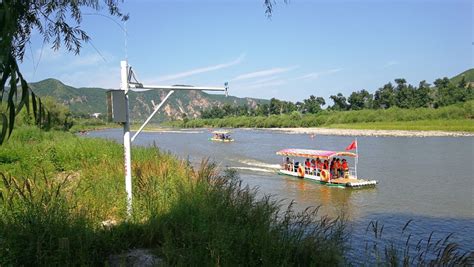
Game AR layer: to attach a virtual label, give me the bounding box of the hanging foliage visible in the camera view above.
[0,0,127,144]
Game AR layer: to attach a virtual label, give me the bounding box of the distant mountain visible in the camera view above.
[29,78,268,121]
[450,68,474,86]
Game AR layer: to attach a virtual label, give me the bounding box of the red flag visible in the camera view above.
[345,140,357,151]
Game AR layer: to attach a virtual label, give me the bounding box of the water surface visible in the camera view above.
[88,128,474,255]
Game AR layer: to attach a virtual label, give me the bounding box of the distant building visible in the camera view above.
[91,113,101,119]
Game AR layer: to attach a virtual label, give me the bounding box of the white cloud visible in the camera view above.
[20,45,119,88]
[34,47,63,62]
[154,53,245,82]
[68,53,108,68]
[245,80,286,90]
[231,66,299,81]
[383,60,399,68]
[57,65,119,89]
[247,76,280,84]
[31,47,112,70]
[294,68,342,81]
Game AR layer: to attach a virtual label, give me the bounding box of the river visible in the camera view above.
[87,128,474,258]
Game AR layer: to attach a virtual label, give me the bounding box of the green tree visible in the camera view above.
[413,80,432,108]
[434,78,463,107]
[269,98,282,115]
[348,89,373,110]
[237,105,250,116]
[329,93,348,111]
[394,78,415,108]
[256,103,270,116]
[222,104,234,116]
[282,101,297,114]
[201,106,225,119]
[295,101,304,113]
[0,0,126,144]
[458,76,467,89]
[373,82,396,109]
[303,95,325,114]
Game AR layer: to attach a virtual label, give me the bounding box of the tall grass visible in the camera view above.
[165,101,474,132]
[0,127,471,265]
[0,127,347,265]
[363,220,473,266]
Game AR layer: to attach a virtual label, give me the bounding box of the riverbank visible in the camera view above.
[163,102,474,132]
[264,127,474,137]
[143,125,474,137]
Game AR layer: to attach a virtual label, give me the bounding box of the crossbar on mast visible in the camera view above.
[131,90,174,142]
[130,84,228,95]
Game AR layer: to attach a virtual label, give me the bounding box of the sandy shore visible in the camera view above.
[140,126,473,137]
[261,127,474,137]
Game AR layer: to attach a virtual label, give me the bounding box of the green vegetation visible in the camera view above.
[1,0,126,144]
[183,71,474,132]
[166,101,474,132]
[327,120,473,132]
[199,71,473,120]
[450,68,474,86]
[0,127,471,265]
[0,127,346,265]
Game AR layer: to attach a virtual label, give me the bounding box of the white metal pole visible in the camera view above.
[355,138,358,179]
[121,60,133,217]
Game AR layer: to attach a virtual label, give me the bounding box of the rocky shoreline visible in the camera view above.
[261,127,474,137]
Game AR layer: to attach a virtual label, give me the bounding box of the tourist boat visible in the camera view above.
[276,148,377,188]
[209,130,234,142]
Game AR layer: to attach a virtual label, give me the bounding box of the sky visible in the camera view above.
[19,0,473,102]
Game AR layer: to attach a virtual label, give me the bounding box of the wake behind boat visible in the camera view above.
[276,148,377,188]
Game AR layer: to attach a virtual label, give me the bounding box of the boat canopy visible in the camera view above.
[212,130,230,134]
[276,149,357,159]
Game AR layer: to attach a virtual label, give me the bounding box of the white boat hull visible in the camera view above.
[278,169,377,188]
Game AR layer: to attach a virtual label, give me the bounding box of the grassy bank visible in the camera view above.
[165,101,474,132]
[68,118,119,133]
[327,119,473,132]
[0,127,346,265]
[0,127,470,265]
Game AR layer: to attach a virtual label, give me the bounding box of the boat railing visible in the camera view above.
[348,167,357,179]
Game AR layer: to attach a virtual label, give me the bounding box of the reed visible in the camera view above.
[362,220,473,266]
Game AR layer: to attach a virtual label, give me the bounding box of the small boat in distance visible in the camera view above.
[276,148,377,188]
[209,130,234,142]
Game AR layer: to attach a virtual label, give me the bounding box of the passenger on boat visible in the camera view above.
[317,159,323,170]
[323,160,329,170]
[335,158,342,178]
[314,159,321,175]
[294,161,300,172]
[285,157,292,171]
[330,159,336,178]
[310,159,316,174]
[342,159,349,178]
[304,158,311,174]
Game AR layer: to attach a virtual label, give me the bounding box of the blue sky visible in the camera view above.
[20,0,472,102]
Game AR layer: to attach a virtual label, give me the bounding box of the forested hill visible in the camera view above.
[450,68,474,87]
[28,79,268,121]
